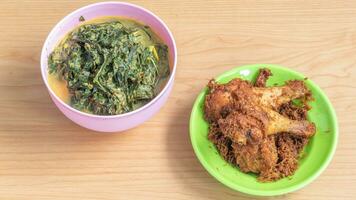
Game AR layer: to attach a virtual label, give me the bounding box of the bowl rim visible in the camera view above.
[40,1,177,118]
[189,64,339,196]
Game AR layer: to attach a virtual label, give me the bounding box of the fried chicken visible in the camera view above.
[205,77,315,144]
[205,68,316,181]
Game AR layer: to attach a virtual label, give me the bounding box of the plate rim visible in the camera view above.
[189,64,339,196]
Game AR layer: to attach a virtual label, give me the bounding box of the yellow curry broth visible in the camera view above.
[48,73,70,103]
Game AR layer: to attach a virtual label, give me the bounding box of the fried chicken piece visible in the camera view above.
[205,78,315,145]
[253,80,311,110]
[218,112,265,144]
[204,79,253,123]
[205,68,315,182]
[218,110,315,145]
[233,136,278,174]
[265,108,315,138]
[205,78,312,121]
[204,80,234,123]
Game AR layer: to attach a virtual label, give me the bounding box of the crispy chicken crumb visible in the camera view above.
[205,68,315,182]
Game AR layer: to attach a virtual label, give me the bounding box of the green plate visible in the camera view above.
[189,64,338,196]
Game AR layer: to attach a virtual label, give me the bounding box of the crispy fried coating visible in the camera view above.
[255,68,272,87]
[205,68,315,181]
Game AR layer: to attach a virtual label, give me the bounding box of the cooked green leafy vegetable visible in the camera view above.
[48,17,170,115]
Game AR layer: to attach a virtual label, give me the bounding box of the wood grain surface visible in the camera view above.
[0,0,355,199]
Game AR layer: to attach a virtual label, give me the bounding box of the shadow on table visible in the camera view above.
[163,94,272,200]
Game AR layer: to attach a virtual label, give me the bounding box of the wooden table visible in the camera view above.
[1,0,355,199]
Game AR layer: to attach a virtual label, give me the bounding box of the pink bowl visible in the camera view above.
[40,2,177,132]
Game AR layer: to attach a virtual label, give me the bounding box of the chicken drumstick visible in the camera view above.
[204,77,315,145]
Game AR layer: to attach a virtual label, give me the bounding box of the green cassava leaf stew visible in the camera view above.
[48,16,170,115]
